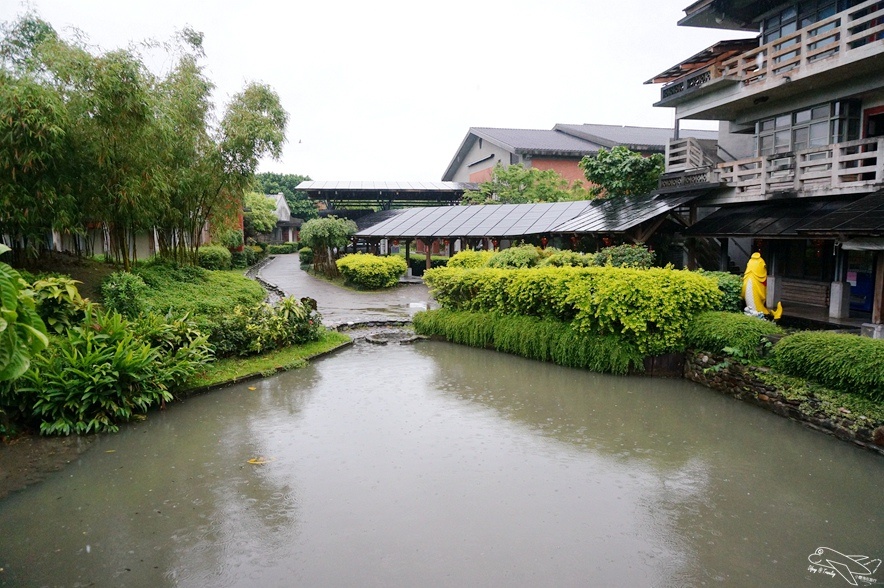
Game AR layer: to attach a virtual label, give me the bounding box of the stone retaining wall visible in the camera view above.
[684,351,884,456]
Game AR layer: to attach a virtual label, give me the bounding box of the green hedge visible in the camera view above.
[698,271,743,313]
[423,266,721,355]
[337,253,407,289]
[772,331,884,400]
[685,311,783,359]
[298,247,314,265]
[197,245,232,270]
[267,242,299,254]
[414,309,643,375]
[447,249,495,268]
[592,244,655,269]
[486,244,542,268]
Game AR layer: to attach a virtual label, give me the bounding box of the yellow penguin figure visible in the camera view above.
[741,252,783,320]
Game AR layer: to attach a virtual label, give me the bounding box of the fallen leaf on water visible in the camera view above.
[105,450,116,453]
[247,457,275,465]
[248,386,257,391]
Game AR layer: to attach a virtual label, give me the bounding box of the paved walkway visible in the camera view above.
[258,254,435,328]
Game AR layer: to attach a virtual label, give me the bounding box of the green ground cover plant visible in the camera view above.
[414,309,643,374]
[771,331,884,400]
[685,311,783,359]
[336,253,408,289]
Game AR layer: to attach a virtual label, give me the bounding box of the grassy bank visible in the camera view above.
[184,329,351,391]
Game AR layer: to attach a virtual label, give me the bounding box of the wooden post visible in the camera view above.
[405,240,412,267]
[425,239,433,270]
[873,251,884,324]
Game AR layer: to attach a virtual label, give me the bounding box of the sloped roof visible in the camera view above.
[686,197,864,237]
[442,124,719,181]
[798,190,884,236]
[355,194,704,239]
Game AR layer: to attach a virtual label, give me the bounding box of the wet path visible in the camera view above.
[258,254,435,327]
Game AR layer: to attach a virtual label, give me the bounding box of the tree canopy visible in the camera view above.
[298,216,357,276]
[578,146,664,199]
[255,172,317,220]
[0,12,288,268]
[243,192,278,238]
[461,164,591,205]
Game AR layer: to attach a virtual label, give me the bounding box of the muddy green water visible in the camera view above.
[1,341,881,587]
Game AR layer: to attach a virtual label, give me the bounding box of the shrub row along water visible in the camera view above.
[421,265,722,357]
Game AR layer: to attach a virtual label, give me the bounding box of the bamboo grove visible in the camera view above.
[0,13,288,268]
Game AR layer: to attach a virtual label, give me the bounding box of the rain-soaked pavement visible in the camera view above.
[257,254,435,328]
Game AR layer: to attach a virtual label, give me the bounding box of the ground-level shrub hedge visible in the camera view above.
[685,311,783,359]
[771,331,884,400]
[196,245,232,270]
[698,271,743,313]
[414,309,644,375]
[298,247,314,265]
[424,266,721,355]
[267,242,299,254]
[446,249,495,268]
[337,253,407,289]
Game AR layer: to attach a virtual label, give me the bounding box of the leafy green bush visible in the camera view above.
[400,253,448,276]
[414,309,643,375]
[337,254,407,289]
[446,249,495,268]
[9,307,210,435]
[216,228,244,250]
[267,242,299,254]
[538,249,596,268]
[487,244,542,268]
[423,265,721,355]
[197,245,232,270]
[772,331,884,400]
[101,271,148,318]
[30,275,88,334]
[0,248,48,382]
[208,296,322,357]
[685,311,783,359]
[131,311,214,385]
[298,246,314,265]
[594,244,655,269]
[698,271,743,312]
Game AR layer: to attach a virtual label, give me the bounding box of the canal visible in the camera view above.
[1,339,881,587]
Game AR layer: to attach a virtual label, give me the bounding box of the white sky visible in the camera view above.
[4,1,754,181]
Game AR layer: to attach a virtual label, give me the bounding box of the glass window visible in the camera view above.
[776,114,791,128]
[809,122,829,146]
[793,127,810,150]
[795,109,812,124]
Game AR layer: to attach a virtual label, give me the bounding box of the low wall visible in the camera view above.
[684,351,884,456]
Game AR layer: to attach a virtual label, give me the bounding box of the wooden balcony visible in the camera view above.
[715,137,884,196]
[657,0,884,107]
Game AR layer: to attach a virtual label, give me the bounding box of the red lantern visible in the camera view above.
[392,239,399,246]
[491,239,498,248]
[540,236,548,248]
[570,235,578,246]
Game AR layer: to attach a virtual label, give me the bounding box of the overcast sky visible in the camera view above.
[4,1,754,181]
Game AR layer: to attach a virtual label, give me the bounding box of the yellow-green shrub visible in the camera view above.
[446,249,495,268]
[336,253,407,289]
[424,266,721,355]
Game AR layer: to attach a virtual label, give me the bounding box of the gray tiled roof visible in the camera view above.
[554,124,718,150]
[470,128,605,155]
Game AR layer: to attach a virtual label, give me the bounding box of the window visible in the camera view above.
[755,100,861,155]
[761,0,862,44]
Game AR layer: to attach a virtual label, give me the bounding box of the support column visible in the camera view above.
[829,246,850,319]
[425,239,433,270]
[719,237,729,272]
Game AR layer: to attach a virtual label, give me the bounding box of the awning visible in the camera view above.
[686,197,863,238]
[841,237,884,250]
[355,192,708,240]
[551,192,707,233]
[796,190,884,237]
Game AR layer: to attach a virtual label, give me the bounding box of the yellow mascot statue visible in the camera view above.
[742,253,783,320]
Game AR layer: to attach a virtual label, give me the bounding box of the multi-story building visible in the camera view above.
[649,0,884,335]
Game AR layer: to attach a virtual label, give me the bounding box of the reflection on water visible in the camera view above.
[0,341,881,587]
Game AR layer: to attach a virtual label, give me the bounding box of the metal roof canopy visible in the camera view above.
[297,181,478,209]
[797,190,884,237]
[355,194,704,240]
[686,196,866,238]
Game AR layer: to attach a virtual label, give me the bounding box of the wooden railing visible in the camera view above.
[719,0,884,86]
[716,137,884,195]
[665,137,715,172]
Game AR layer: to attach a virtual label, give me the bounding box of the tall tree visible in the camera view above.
[243,192,278,239]
[462,164,591,205]
[579,146,664,199]
[298,216,356,276]
[255,172,317,220]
